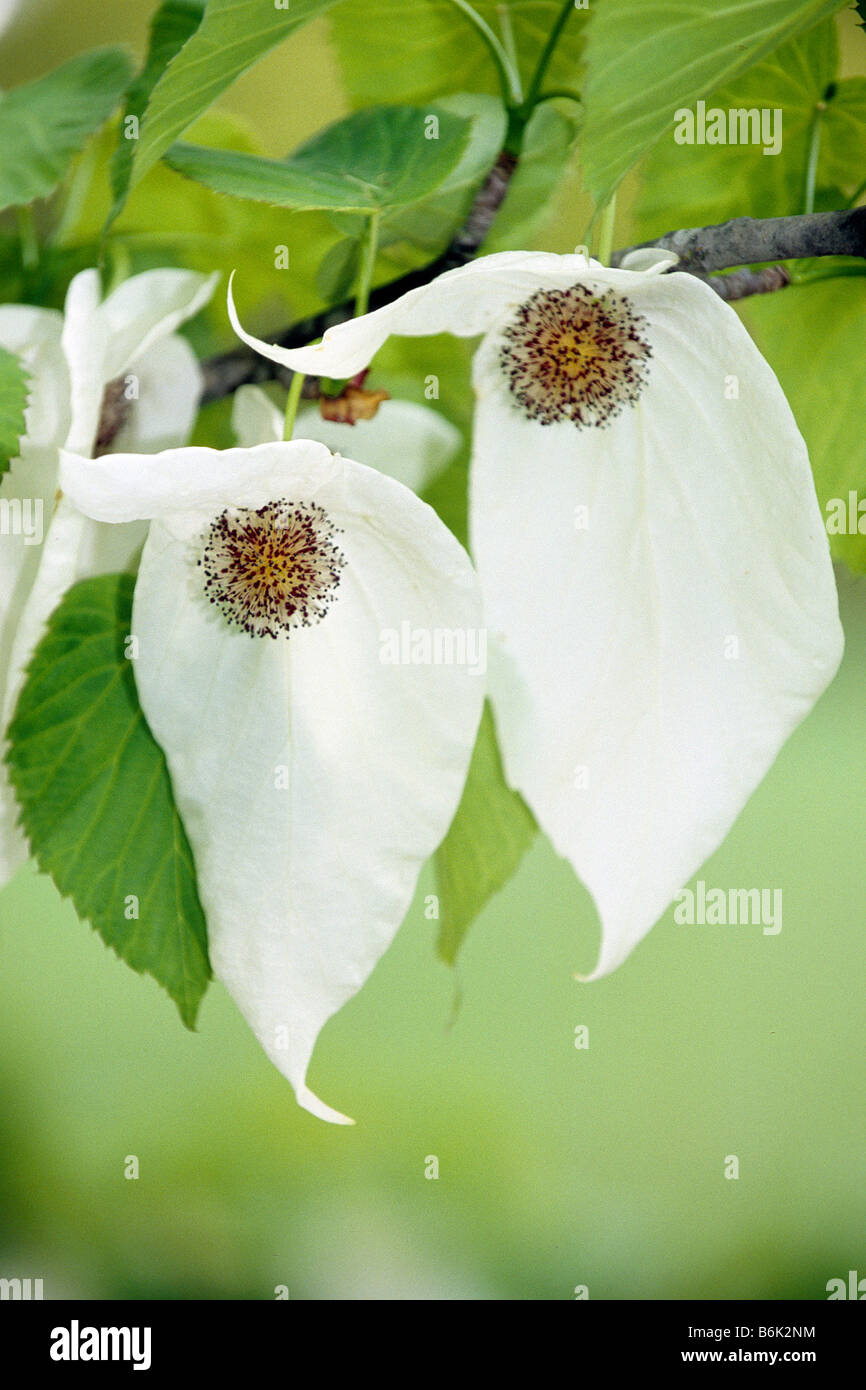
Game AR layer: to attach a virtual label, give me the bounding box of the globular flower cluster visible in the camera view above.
[498,284,653,428]
[200,500,346,638]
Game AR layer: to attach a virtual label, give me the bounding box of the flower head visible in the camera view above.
[61,438,484,1123]
[0,267,216,885]
[229,249,843,980]
[499,283,652,428]
[200,499,346,637]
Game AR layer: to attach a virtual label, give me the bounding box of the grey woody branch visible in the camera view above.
[613,206,866,300]
[612,207,866,273]
[689,265,792,302]
[97,196,866,444]
[200,205,866,401]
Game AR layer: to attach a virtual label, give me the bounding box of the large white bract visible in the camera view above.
[0,267,216,885]
[61,439,484,1123]
[231,248,844,979]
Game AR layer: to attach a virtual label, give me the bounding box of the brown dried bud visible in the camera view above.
[94,376,134,455]
[318,385,390,425]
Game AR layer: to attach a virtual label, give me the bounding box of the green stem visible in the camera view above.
[283,370,306,441]
[444,0,522,105]
[497,2,519,74]
[847,176,866,208]
[535,87,582,105]
[803,105,824,216]
[789,261,866,287]
[355,211,380,318]
[16,206,39,269]
[51,136,100,248]
[597,192,617,267]
[525,0,576,108]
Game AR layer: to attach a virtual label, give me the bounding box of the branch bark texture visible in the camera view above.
[612,207,866,273]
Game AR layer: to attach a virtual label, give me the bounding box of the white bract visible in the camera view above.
[0,0,21,37]
[230,249,844,978]
[61,438,484,1123]
[233,383,461,494]
[0,267,216,884]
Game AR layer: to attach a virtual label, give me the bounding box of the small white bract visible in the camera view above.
[0,267,217,886]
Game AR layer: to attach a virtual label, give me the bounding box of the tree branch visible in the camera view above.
[612,207,866,273]
[97,203,866,446]
[690,264,792,302]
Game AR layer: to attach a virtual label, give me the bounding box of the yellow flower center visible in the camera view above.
[201,501,345,639]
[499,284,652,428]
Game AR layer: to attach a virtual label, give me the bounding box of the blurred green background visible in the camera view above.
[0,1,863,1300]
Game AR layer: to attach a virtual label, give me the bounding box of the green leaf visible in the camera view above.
[582,0,849,205]
[108,0,207,226]
[51,113,341,350]
[633,18,866,239]
[370,93,507,255]
[369,96,579,271]
[633,20,840,237]
[129,0,342,196]
[486,99,580,251]
[330,0,588,106]
[6,574,211,1028]
[283,94,504,292]
[165,104,473,213]
[739,276,866,574]
[820,77,866,191]
[316,236,361,302]
[0,347,29,480]
[436,704,536,965]
[0,48,133,212]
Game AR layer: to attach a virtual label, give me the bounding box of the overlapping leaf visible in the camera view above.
[108,0,207,225]
[128,0,343,195]
[0,48,133,211]
[581,0,849,204]
[6,575,211,1027]
[164,105,473,214]
[740,275,866,573]
[330,0,588,105]
[633,20,843,236]
[0,347,29,479]
[436,704,536,965]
